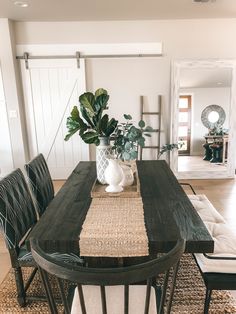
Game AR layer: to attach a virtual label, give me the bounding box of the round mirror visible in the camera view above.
[201,104,226,130]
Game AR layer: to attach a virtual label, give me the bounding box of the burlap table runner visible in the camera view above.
[79,197,149,257]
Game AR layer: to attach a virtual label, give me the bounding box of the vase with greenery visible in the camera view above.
[112,114,153,161]
[109,114,153,187]
[64,88,118,184]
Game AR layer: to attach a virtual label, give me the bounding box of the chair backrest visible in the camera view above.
[25,154,54,217]
[0,169,37,251]
[30,238,185,314]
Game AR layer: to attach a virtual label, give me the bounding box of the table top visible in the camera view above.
[27,160,214,255]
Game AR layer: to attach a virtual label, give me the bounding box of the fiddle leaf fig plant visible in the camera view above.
[64,88,118,145]
[112,114,153,160]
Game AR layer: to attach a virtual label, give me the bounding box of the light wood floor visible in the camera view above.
[178,155,227,172]
[0,179,235,299]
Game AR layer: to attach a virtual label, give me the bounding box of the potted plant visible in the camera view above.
[65,88,117,144]
[65,88,118,184]
[112,114,153,161]
[107,114,153,187]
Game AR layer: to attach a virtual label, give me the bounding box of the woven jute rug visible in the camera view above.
[0,254,235,313]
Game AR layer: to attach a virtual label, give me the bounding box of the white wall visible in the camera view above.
[181,87,230,155]
[0,19,29,175]
[1,18,236,166]
[13,19,236,135]
[0,68,14,177]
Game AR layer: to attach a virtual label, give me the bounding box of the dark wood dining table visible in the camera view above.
[27,160,214,259]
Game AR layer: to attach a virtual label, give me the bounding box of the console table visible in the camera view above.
[203,135,228,163]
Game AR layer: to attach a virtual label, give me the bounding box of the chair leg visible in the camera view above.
[14,267,26,307]
[166,261,180,314]
[39,267,58,314]
[158,270,170,314]
[204,288,212,314]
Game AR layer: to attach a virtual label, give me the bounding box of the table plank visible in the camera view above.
[27,160,214,254]
[27,162,95,253]
[137,160,213,253]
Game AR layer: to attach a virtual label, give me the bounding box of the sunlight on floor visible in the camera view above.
[178,155,227,172]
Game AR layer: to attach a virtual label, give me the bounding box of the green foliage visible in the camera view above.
[157,143,182,159]
[64,88,118,145]
[112,114,153,161]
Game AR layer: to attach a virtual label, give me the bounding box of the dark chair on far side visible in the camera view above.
[30,238,185,314]
[0,169,39,306]
[25,154,54,217]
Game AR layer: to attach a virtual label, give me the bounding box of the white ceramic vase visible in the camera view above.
[96,137,112,184]
[119,163,134,187]
[104,158,123,193]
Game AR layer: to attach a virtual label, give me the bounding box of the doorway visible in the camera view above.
[178,95,191,156]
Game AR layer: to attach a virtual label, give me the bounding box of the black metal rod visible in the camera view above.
[100,286,107,314]
[124,285,129,314]
[144,278,152,314]
[78,284,86,314]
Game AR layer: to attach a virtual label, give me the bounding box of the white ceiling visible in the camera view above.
[0,0,236,22]
[180,68,232,89]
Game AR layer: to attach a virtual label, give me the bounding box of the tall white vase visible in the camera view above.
[96,137,112,184]
[104,159,123,193]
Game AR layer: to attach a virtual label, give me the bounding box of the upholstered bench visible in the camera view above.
[188,194,236,314]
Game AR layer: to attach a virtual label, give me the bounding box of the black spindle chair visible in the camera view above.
[0,169,39,306]
[25,154,54,217]
[30,238,185,314]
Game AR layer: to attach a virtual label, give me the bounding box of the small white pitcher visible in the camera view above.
[119,163,134,187]
[104,158,123,193]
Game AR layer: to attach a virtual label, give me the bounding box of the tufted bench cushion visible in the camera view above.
[188,194,236,274]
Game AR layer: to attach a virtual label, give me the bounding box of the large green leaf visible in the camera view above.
[64,117,80,141]
[71,106,80,121]
[66,116,80,130]
[81,131,99,144]
[80,106,94,128]
[100,114,109,134]
[105,118,118,137]
[94,93,109,112]
[64,128,80,141]
[64,106,89,141]
[79,92,95,115]
[70,107,87,128]
[95,88,107,99]
[79,124,88,136]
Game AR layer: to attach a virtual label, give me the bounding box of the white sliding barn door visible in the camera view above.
[21,59,89,179]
